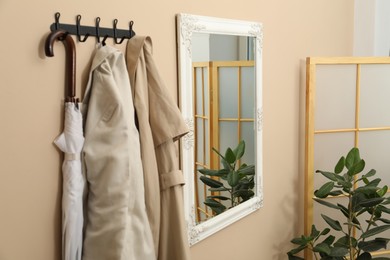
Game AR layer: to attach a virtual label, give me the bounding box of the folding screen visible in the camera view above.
[305,57,390,259]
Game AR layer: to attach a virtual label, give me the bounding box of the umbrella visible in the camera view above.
[46,30,84,260]
[54,102,85,260]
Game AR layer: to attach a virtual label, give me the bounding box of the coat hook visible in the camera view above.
[129,21,134,38]
[76,15,90,42]
[54,12,61,30]
[113,19,126,44]
[95,17,101,43]
[102,35,109,46]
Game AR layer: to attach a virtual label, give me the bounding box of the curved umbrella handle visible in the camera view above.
[45,30,77,103]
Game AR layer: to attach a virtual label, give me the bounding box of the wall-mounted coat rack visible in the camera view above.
[49,12,135,44]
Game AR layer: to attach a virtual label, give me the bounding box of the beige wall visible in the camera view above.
[0,0,354,259]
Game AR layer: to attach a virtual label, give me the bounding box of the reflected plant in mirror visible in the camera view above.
[199,140,255,217]
[177,13,263,245]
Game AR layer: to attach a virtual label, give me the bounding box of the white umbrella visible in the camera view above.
[54,102,85,260]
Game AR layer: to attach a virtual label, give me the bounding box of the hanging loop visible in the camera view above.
[113,19,126,44]
[129,21,134,38]
[95,17,101,43]
[45,30,77,103]
[54,12,61,30]
[76,15,90,42]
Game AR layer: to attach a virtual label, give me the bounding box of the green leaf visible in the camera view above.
[208,195,230,200]
[352,193,366,212]
[233,140,245,160]
[361,225,390,239]
[347,159,366,176]
[357,252,372,260]
[378,218,390,224]
[212,147,230,170]
[227,171,239,187]
[321,214,342,231]
[355,185,380,196]
[313,242,331,255]
[209,206,225,215]
[337,203,350,218]
[314,198,340,209]
[198,168,225,177]
[328,190,344,196]
[200,176,223,188]
[359,197,385,208]
[287,245,307,255]
[377,205,390,214]
[319,228,331,236]
[225,148,236,164]
[358,238,389,252]
[368,178,381,187]
[377,186,388,197]
[290,237,309,246]
[338,179,353,190]
[329,246,348,257]
[204,198,226,208]
[233,189,254,199]
[335,156,345,174]
[321,234,335,245]
[209,187,230,192]
[316,170,339,182]
[314,182,334,198]
[346,147,361,170]
[310,225,320,238]
[363,169,377,178]
[237,164,255,175]
[334,235,357,248]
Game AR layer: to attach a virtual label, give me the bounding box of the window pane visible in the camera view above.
[219,121,238,162]
[241,122,255,166]
[204,68,209,117]
[360,64,390,127]
[205,119,209,166]
[219,67,238,118]
[195,67,203,115]
[196,118,204,163]
[315,65,356,130]
[314,132,355,190]
[359,130,390,186]
[241,66,255,118]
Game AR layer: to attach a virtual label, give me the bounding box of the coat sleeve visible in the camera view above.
[142,37,189,147]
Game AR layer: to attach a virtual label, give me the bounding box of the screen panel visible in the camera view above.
[305,57,390,260]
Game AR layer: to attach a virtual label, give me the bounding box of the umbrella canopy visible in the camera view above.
[54,102,85,260]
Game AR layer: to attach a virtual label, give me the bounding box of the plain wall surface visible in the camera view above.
[354,0,390,56]
[0,0,354,259]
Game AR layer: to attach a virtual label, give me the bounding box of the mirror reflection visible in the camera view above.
[191,33,256,224]
[177,13,263,245]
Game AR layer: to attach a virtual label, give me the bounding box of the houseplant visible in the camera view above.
[288,147,390,260]
[198,140,255,215]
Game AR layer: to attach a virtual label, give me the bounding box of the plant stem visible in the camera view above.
[348,192,354,260]
[356,206,377,257]
[309,242,319,260]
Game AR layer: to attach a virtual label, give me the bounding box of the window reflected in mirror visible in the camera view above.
[192,33,256,224]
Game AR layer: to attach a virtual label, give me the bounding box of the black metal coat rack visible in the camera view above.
[50,12,135,44]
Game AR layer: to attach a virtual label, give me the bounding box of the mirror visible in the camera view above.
[176,13,264,245]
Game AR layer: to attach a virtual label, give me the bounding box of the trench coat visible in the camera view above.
[126,36,191,260]
[81,45,155,260]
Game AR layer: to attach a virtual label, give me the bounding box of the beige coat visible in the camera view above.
[82,45,156,260]
[126,36,191,260]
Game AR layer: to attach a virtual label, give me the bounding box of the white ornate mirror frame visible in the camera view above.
[176,13,264,245]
